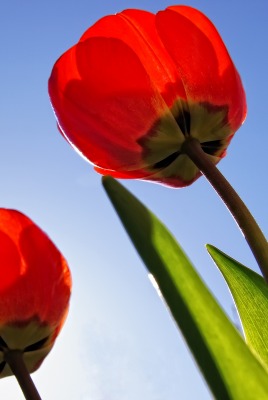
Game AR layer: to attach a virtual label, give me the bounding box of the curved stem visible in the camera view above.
[181,137,268,282]
[4,350,42,400]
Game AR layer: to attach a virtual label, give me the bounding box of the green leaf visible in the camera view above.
[102,176,268,399]
[207,244,268,371]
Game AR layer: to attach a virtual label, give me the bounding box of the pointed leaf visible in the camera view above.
[102,176,268,399]
[207,244,268,371]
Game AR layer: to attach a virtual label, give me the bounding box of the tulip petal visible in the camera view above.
[80,9,187,107]
[155,6,246,131]
[49,36,183,172]
[0,210,70,325]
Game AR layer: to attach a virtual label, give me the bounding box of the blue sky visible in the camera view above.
[1,0,267,398]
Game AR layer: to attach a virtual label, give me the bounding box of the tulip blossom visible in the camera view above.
[49,5,246,187]
[0,209,71,378]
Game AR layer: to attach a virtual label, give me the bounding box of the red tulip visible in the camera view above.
[48,5,246,188]
[0,209,71,378]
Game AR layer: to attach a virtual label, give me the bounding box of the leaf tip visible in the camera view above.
[101,174,112,185]
[206,244,216,254]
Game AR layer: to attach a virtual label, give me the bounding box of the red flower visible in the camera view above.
[0,209,71,378]
[48,5,246,188]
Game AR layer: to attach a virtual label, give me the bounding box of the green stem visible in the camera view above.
[4,350,42,400]
[181,137,268,282]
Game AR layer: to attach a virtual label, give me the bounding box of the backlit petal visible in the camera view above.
[80,9,187,106]
[49,37,177,172]
[156,6,246,131]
